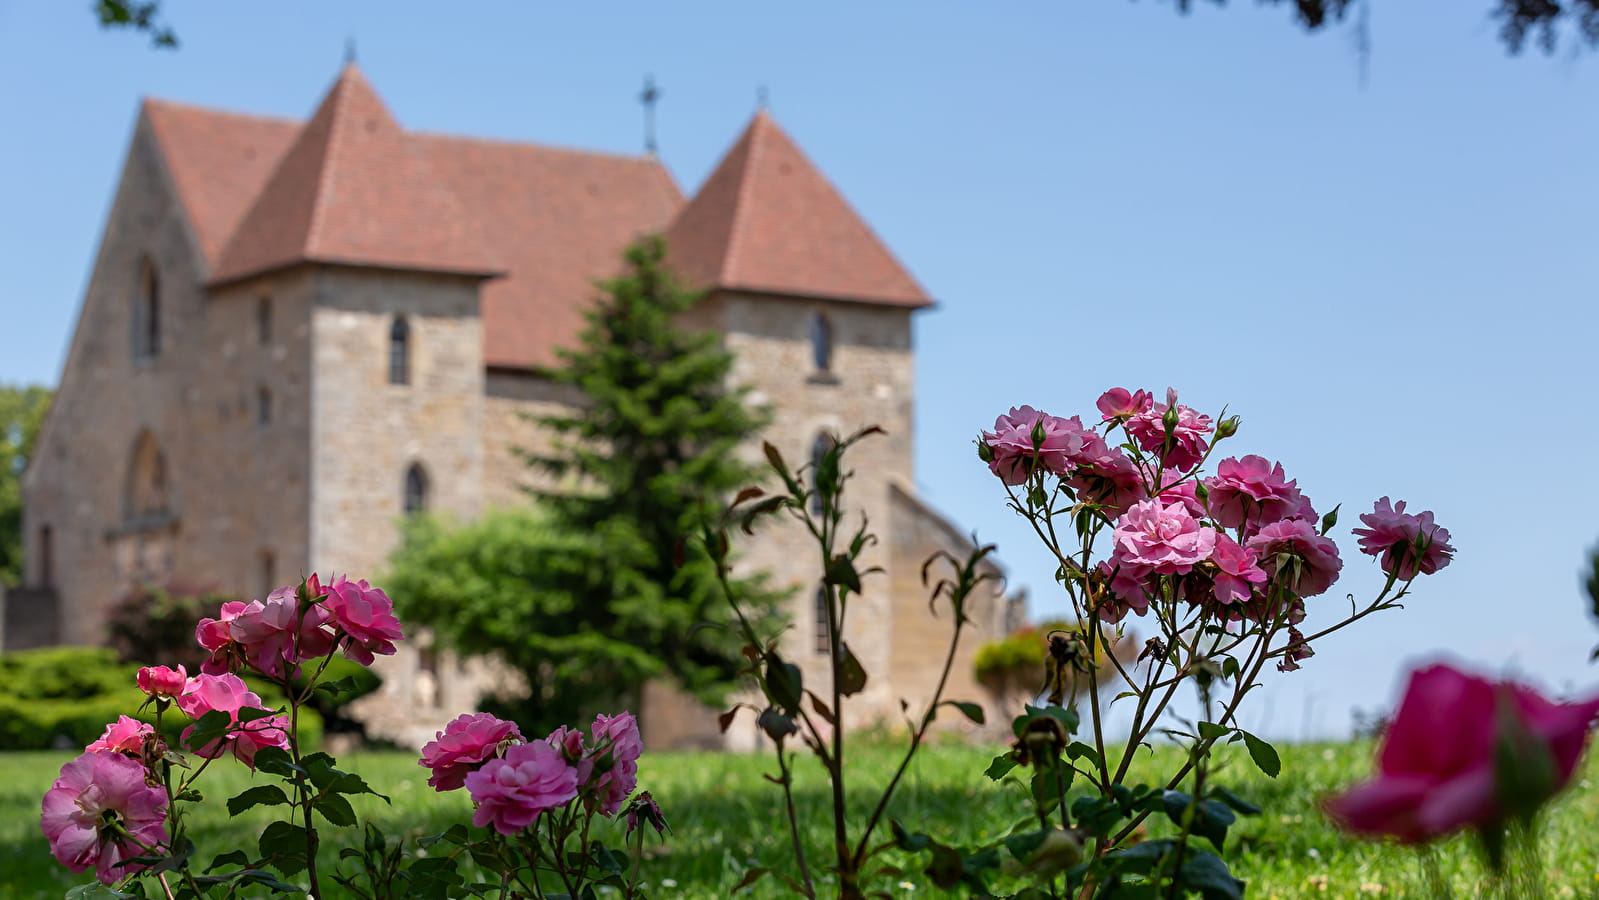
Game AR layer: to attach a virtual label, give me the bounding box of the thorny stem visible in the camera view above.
[775,748,818,898]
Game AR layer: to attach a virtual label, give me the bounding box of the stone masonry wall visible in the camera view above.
[306,266,487,744]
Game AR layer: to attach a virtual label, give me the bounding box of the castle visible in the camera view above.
[11,64,1024,749]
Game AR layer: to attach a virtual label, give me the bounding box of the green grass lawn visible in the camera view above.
[5,741,1598,899]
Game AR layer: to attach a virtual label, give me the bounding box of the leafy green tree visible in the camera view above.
[1,384,50,587]
[389,237,777,731]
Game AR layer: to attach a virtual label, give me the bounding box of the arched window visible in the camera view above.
[256,385,273,426]
[259,550,276,598]
[810,312,833,372]
[809,431,836,515]
[403,463,428,515]
[134,258,160,359]
[256,296,273,345]
[125,431,169,521]
[814,587,832,655]
[389,316,411,385]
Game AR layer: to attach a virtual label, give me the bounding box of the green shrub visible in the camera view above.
[0,646,321,751]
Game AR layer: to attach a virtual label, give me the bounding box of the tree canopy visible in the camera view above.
[1,384,51,587]
[388,237,778,731]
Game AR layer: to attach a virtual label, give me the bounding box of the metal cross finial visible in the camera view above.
[756,85,769,111]
[639,75,661,155]
[344,37,357,65]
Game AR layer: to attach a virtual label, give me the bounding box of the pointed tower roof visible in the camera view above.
[665,111,930,308]
[210,64,501,285]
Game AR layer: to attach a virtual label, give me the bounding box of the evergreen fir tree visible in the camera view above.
[391,236,776,730]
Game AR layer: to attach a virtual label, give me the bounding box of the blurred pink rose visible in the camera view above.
[1112,499,1216,576]
[1351,497,1455,581]
[136,665,187,698]
[322,575,404,665]
[176,673,289,768]
[1204,456,1311,531]
[1326,664,1599,842]
[420,712,524,791]
[1125,388,1213,472]
[547,724,595,786]
[86,716,153,756]
[465,740,579,835]
[41,750,168,884]
[590,712,643,816]
[1246,518,1343,598]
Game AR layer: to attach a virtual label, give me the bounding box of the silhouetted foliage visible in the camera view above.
[0,384,49,586]
[105,580,232,671]
[93,0,177,48]
[1161,0,1599,54]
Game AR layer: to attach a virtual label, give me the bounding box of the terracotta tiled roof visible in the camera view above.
[211,65,501,285]
[665,110,931,308]
[140,68,925,370]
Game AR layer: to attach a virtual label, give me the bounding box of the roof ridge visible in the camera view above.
[720,114,767,288]
[411,129,660,163]
[142,96,301,125]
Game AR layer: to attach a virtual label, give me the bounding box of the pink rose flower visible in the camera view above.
[547,724,595,786]
[1203,456,1311,531]
[176,673,289,769]
[1246,518,1343,598]
[981,407,1098,485]
[41,750,169,884]
[1148,468,1205,519]
[1096,387,1153,422]
[1095,557,1155,622]
[136,665,188,699]
[419,712,524,791]
[195,601,253,675]
[465,740,579,835]
[1325,664,1599,843]
[1351,497,1455,581]
[229,588,337,680]
[322,575,404,665]
[1065,444,1144,516]
[590,712,643,816]
[1209,534,1268,606]
[1125,388,1213,472]
[86,716,153,756]
[1112,499,1217,576]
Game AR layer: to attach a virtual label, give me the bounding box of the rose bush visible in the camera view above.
[39,574,663,899]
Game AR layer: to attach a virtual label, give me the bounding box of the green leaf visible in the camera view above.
[417,824,471,849]
[732,866,771,893]
[837,643,867,696]
[65,883,134,899]
[226,785,290,817]
[204,849,250,873]
[590,841,623,876]
[1197,721,1232,742]
[764,655,804,714]
[183,708,235,752]
[1178,850,1245,899]
[942,700,985,725]
[756,706,796,741]
[314,792,357,826]
[825,555,862,594]
[250,746,302,778]
[1240,730,1281,778]
[256,820,308,875]
[1066,741,1101,767]
[1212,786,1261,816]
[983,755,1019,781]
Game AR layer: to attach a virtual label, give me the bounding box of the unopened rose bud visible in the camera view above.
[1216,416,1241,439]
[1030,418,1048,451]
[976,441,995,463]
[137,665,188,699]
[1162,405,1180,438]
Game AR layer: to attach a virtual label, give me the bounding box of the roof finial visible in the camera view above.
[344,37,357,66]
[639,74,660,156]
[756,85,769,112]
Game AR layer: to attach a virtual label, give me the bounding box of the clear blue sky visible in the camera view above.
[3,1,1596,739]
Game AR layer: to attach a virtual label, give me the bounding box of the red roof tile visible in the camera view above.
[212,65,501,285]
[140,70,925,370]
[665,111,931,308]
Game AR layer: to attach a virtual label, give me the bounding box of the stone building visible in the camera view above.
[12,64,1025,748]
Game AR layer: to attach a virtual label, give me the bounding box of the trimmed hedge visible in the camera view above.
[0,646,321,751]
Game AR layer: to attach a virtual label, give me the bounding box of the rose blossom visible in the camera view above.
[1096,387,1152,422]
[229,587,337,679]
[1351,497,1455,581]
[1094,557,1154,622]
[981,407,1097,485]
[1203,456,1311,531]
[1112,499,1217,576]
[177,673,289,769]
[547,724,595,786]
[464,739,579,835]
[41,750,169,884]
[1325,664,1599,842]
[1209,534,1268,606]
[1245,517,1343,598]
[419,712,524,791]
[86,716,153,756]
[195,600,253,675]
[590,712,643,816]
[136,665,187,698]
[1066,444,1143,516]
[322,575,404,665]
[1147,468,1205,519]
[1125,388,1213,472]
